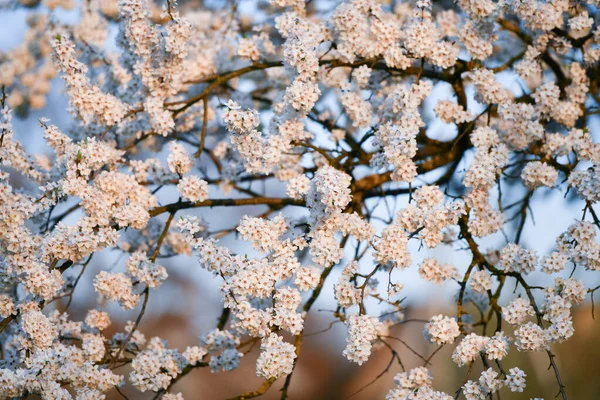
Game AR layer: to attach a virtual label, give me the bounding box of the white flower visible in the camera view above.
[256,333,296,379]
[424,315,460,345]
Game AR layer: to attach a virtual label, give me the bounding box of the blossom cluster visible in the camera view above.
[0,0,599,398]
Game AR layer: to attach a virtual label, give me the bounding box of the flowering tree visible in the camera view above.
[1,0,600,398]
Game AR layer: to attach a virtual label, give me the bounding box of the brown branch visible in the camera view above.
[225,378,277,400]
[110,287,150,368]
[458,210,567,400]
[150,211,176,262]
[149,197,305,217]
[348,346,399,398]
[152,362,209,400]
[379,335,430,365]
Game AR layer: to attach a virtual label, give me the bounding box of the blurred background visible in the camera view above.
[2,0,600,398]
